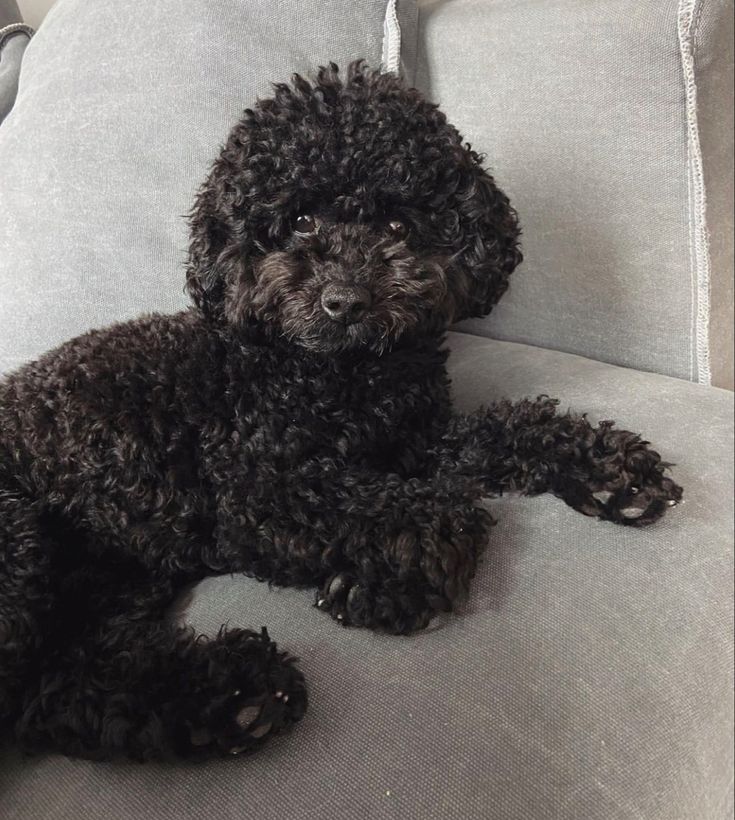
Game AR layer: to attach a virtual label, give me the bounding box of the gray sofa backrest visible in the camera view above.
[416,0,734,388]
[1,0,732,388]
[0,0,417,376]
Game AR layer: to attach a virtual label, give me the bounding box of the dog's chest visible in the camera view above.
[221,347,444,466]
[260,364,405,450]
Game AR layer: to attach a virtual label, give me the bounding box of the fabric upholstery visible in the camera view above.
[0,0,418,376]
[0,1,31,125]
[415,0,734,388]
[0,25,30,124]
[1,333,731,819]
[693,0,734,390]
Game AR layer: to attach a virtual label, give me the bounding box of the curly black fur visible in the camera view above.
[0,62,681,762]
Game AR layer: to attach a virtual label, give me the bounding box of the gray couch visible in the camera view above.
[0,1,732,818]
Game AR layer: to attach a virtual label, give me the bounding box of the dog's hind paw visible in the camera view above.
[174,627,307,759]
[187,688,296,755]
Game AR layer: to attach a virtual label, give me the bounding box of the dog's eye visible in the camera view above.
[294,215,317,234]
[388,220,407,239]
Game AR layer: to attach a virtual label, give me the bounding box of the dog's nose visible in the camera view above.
[320,284,372,324]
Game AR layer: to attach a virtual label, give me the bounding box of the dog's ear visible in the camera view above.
[186,181,227,317]
[449,156,522,321]
[185,121,253,319]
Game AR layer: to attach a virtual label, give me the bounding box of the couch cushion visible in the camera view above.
[0,0,418,376]
[1,334,731,820]
[415,0,734,388]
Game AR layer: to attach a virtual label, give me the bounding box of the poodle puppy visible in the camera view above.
[0,62,682,761]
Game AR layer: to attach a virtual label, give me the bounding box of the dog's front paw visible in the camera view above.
[561,426,683,526]
[573,475,682,526]
[316,572,436,634]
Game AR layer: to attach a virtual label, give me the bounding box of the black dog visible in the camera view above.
[0,63,681,761]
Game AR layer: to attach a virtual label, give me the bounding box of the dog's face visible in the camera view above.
[187,62,521,355]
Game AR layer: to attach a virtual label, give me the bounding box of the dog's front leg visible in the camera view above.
[309,473,494,634]
[207,468,492,635]
[431,396,682,525]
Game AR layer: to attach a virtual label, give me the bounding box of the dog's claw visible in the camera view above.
[317,572,356,626]
[328,575,349,597]
[592,490,613,504]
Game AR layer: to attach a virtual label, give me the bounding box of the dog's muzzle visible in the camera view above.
[320,283,372,325]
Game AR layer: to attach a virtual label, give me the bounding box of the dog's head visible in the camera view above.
[186,62,521,354]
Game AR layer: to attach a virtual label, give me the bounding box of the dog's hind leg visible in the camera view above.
[0,488,56,726]
[13,561,307,760]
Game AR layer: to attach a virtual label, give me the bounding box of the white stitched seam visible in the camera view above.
[685,109,697,382]
[0,22,34,51]
[677,0,712,385]
[381,0,401,75]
